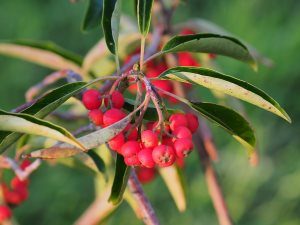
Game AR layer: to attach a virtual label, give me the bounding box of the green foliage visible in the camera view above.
[82,0,103,31]
[137,0,154,36]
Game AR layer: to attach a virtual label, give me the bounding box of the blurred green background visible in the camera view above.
[0,0,299,224]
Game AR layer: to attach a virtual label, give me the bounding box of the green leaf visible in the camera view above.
[102,0,122,54]
[28,111,133,159]
[109,154,131,204]
[0,82,87,153]
[86,150,106,175]
[191,102,256,153]
[0,110,84,150]
[179,18,273,67]
[160,67,291,122]
[159,165,186,212]
[82,0,103,31]
[162,33,257,69]
[137,0,154,36]
[0,40,83,66]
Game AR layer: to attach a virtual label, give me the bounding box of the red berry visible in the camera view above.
[11,177,29,189]
[141,130,159,148]
[174,138,194,158]
[161,137,173,147]
[176,157,185,168]
[186,113,199,133]
[3,189,23,205]
[20,159,31,170]
[173,126,192,140]
[136,168,156,184]
[103,109,126,127]
[152,80,173,96]
[152,122,171,135]
[82,89,102,110]
[178,52,199,67]
[169,113,188,131]
[105,91,125,109]
[138,148,155,168]
[124,124,138,141]
[108,133,125,152]
[88,109,103,126]
[124,155,141,166]
[0,205,12,222]
[180,28,195,35]
[152,145,176,167]
[120,141,141,158]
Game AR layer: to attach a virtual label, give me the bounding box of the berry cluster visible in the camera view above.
[82,89,199,168]
[0,160,31,223]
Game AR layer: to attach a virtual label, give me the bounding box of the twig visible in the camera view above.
[128,171,160,225]
[4,157,41,181]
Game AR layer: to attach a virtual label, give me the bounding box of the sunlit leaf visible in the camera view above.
[28,111,133,159]
[0,82,87,153]
[82,0,103,31]
[162,33,257,69]
[160,66,291,122]
[102,0,122,54]
[159,165,186,212]
[109,154,131,204]
[0,40,83,73]
[137,0,154,36]
[0,110,84,150]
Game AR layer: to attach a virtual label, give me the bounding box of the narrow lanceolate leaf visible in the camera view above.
[109,154,131,204]
[137,0,154,36]
[86,150,106,175]
[0,110,84,150]
[177,18,273,67]
[159,166,186,212]
[102,0,122,54]
[28,112,133,159]
[162,33,257,69]
[160,67,291,122]
[191,102,256,153]
[0,82,87,153]
[82,0,103,31]
[0,40,83,73]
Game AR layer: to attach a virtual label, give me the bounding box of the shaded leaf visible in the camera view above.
[86,150,106,175]
[191,102,256,153]
[160,67,290,122]
[162,33,257,69]
[0,82,87,153]
[0,110,84,150]
[102,0,122,54]
[159,165,186,212]
[178,18,273,67]
[137,0,154,36]
[109,154,131,204]
[82,0,103,31]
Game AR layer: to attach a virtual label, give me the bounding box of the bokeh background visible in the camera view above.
[0,0,299,224]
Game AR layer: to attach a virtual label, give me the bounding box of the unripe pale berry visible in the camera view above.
[88,109,103,126]
[108,133,125,152]
[152,145,176,167]
[141,130,159,148]
[174,138,194,158]
[124,155,141,166]
[0,205,12,222]
[173,126,192,140]
[138,148,155,168]
[186,113,199,133]
[120,141,141,158]
[103,109,126,127]
[82,89,102,110]
[136,168,156,184]
[105,91,125,109]
[169,113,188,131]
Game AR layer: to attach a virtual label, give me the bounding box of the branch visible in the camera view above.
[128,171,160,225]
